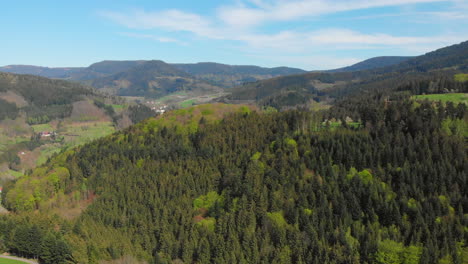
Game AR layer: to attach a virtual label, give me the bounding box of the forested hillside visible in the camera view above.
[226,41,468,109]
[2,93,466,263]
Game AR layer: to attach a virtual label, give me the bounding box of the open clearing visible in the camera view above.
[413,93,467,104]
[0,256,37,264]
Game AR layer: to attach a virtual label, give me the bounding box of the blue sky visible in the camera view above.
[1,0,467,70]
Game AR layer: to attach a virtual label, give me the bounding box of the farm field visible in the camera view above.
[413,93,467,104]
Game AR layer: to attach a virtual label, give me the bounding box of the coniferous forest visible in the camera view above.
[1,84,467,263]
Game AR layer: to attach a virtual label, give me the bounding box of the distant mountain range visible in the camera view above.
[0,61,307,98]
[2,43,467,101]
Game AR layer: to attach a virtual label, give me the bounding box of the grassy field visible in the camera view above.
[0,257,30,264]
[62,122,115,146]
[179,99,196,108]
[31,123,53,133]
[35,144,62,166]
[413,93,467,104]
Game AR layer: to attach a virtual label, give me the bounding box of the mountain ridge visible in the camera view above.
[327,56,413,72]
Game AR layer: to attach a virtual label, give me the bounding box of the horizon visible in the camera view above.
[2,0,468,70]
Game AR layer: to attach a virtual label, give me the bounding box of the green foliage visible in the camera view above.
[266,211,288,228]
[303,208,313,216]
[454,73,468,82]
[251,152,262,161]
[193,191,224,211]
[358,169,373,185]
[195,217,216,232]
[441,118,467,137]
[375,239,422,264]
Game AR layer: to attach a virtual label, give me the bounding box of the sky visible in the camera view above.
[1,0,468,70]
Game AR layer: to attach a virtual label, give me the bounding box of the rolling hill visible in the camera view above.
[88,60,222,98]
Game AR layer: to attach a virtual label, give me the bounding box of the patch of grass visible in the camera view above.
[36,145,62,166]
[71,115,100,122]
[179,99,195,108]
[454,73,468,82]
[31,123,53,133]
[110,104,126,113]
[0,257,30,264]
[0,169,24,179]
[413,93,467,105]
[62,122,115,147]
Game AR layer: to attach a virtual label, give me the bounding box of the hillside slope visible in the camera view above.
[0,72,155,179]
[2,100,466,263]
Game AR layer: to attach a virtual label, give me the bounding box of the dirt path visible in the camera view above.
[0,255,38,264]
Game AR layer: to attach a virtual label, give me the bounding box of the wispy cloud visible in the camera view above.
[98,0,466,69]
[119,32,185,44]
[100,9,219,38]
[217,0,450,28]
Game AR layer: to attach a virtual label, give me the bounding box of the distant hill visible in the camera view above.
[0,61,147,81]
[328,56,413,72]
[0,65,84,79]
[226,40,468,108]
[88,60,222,98]
[173,62,307,87]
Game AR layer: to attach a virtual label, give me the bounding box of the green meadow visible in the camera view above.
[413,93,467,104]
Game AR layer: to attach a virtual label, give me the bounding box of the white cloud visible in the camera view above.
[217,0,450,28]
[100,9,220,38]
[118,32,185,44]
[236,29,464,52]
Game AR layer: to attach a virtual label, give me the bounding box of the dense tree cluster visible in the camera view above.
[128,104,157,124]
[3,96,466,263]
[0,98,18,120]
[0,214,72,263]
